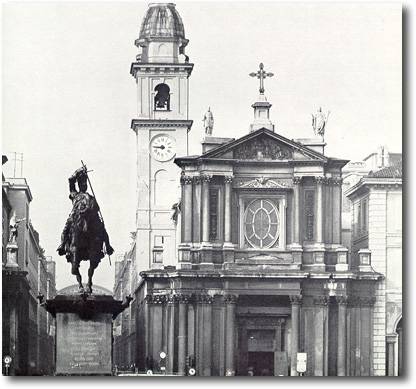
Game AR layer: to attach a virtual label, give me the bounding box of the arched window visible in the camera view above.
[154,83,170,111]
[244,199,280,249]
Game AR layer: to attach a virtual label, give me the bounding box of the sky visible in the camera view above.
[2,1,402,291]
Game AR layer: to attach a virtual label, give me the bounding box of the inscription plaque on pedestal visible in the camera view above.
[56,312,112,375]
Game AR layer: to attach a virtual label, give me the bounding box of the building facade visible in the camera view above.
[346,161,402,376]
[2,170,56,375]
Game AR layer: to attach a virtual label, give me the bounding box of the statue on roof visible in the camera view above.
[312,107,330,137]
[203,107,214,135]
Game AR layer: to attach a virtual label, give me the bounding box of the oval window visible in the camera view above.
[244,199,279,248]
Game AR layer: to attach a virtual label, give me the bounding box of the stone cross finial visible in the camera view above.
[249,63,274,94]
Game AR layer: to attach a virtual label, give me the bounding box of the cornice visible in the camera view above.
[130,62,194,77]
[131,119,193,131]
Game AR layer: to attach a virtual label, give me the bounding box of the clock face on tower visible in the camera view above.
[149,134,176,162]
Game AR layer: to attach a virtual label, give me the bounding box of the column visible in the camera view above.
[167,295,178,374]
[224,176,233,244]
[313,296,329,376]
[196,294,213,376]
[177,294,190,376]
[224,294,237,375]
[290,295,302,376]
[152,295,165,366]
[201,174,212,243]
[336,296,348,376]
[187,300,196,370]
[275,319,283,351]
[144,295,152,370]
[292,176,302,245]
[181,174,193,243]
[315,177,325,244]
[386,335,396,376]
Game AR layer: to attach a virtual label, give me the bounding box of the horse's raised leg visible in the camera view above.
[86,260,99,294]
[71,258,84,293]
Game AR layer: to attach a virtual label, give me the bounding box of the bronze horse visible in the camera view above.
[57,167,113,293]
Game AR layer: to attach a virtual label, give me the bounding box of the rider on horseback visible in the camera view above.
[57,167,114,293]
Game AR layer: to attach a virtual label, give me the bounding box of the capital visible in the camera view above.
[359,296,376,307]
[315,176,326,185]
[335,295,348,306]
[177,294,191,304]
[167,294,180,304]
[147,294,166,304]
[276,317,285,326]
[192,175,201,184]
[200,174,213,183]
[313,296,329,306]
[196,293,214,304]
[224,175,234,184]
[289,295,303,305]
[180,174,193,185]
[292,176,302,185]
[224,294,238,304]
[331,177,343,186]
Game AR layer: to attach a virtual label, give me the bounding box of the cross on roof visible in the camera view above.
[249,63,274,94]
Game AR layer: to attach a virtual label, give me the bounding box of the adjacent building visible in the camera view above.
[346,160,402,376]
[341,147,402,248]
[2,164,57,375]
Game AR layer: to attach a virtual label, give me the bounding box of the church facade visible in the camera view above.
[115,3,385,376]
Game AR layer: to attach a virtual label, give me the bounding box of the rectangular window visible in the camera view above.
[209,188,219,241]
[304,189,315,241]
[153,235,164,263]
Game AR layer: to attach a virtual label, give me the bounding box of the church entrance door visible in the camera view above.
[248,352,274,376]
[237,317,289,376]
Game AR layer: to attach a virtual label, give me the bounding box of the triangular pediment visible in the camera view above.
[202,128,327,162]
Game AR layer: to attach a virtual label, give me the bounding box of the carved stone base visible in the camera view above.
[44,294,127,375]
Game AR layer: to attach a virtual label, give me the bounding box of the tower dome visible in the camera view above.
[139,3,185,41]
[135,3,189,63]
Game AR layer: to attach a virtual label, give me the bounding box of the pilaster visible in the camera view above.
[200,174,214,268]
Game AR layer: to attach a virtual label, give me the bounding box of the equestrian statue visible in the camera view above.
[57,163,114,294]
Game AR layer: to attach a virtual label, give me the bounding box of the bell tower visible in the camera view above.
[131,3,193,271]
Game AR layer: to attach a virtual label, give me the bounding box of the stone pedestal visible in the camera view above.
[5,243,19,268]
[44,294,127,375]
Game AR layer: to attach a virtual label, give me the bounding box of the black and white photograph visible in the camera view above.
[2,0,403,378]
